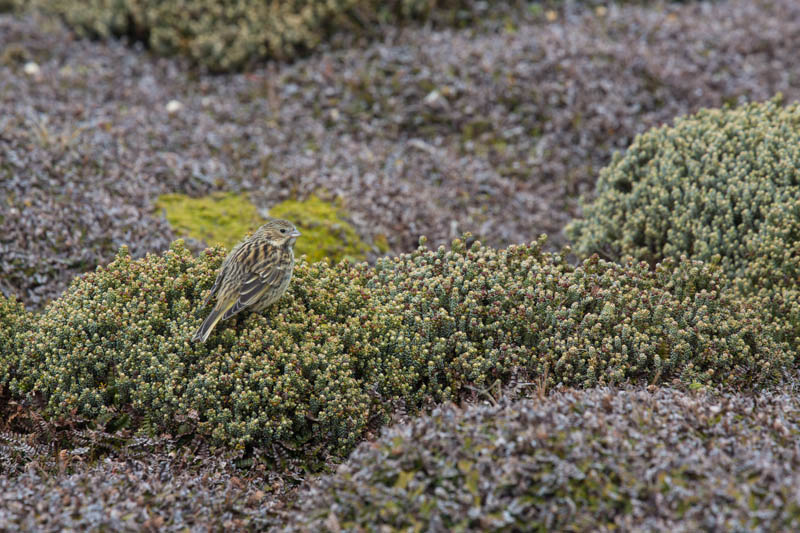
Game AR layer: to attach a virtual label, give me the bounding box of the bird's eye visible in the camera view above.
[280,229,287,234]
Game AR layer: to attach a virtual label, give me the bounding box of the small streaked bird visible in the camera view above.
[192,217,301,343]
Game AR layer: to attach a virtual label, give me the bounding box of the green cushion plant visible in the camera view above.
[0,294,29,388]
[567,97,800,349]
[15,0,695,72]
[1,236,789,460]
[19,0,495,72]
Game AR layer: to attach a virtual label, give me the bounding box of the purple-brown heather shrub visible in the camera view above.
[286,389,800,532]
[1,237,791,456]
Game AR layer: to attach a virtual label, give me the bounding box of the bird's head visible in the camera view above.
[257,217,302,248]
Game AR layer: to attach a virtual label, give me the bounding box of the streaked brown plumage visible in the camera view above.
[192,217,301,343]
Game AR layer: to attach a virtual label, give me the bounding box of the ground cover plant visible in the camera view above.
[0,419,292,531]
[6,0,681,72]
[1,236,793,460]
[0,456,280,531]
[0,294,28,363]
[285,387,800,532]
[5,386,797,531]
[568,97,800,349]
[13,0,509,72]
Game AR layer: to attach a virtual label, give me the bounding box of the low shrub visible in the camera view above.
[18,1,701,72]
[0,294,29,386]
[567,97,800,347]
[2,237,790,458]
[0,440,283,531]
[22,0,502,72]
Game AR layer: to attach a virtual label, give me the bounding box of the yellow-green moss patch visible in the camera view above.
[156,192,370,263]
[156,192,265,250]
[269,194,370,263]
[374,233,391,253]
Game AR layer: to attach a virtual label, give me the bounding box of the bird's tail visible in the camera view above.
[192,306,225,343]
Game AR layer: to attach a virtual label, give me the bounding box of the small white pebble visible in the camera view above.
[423,90,442,105]
[166,100,184,114]
[23,62,41,76]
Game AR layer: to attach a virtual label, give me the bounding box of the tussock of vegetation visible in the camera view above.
[18,0,506,72]
[0,429,287,531]
[568,97,800,349]
[14,1,680,72]
[0,295,30,384]
[1,236,791,459]
[5,386,800,531]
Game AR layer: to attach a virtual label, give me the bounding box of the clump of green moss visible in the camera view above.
[3,236,790,459]
[566,97,800,348]
[269,194,371,263]
[156,192,265,251]
[156,192,370,263]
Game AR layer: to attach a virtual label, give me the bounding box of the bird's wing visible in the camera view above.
[221,265,287,321]
[201,248,239,308]
[219,243,291,321]
[242,265,287,304]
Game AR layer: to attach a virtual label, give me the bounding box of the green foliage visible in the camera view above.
[2,237,790,458]
[0,294,29,386]
[156,192,370,263]
[156,192,265,251]
[25,0,499,72]
[566,97,800,347]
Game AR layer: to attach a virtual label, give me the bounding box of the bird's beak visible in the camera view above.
[291,229,302,238]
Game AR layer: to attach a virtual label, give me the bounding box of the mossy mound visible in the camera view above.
[567,97,800,348]
[156,192,370,263]
[1,237,790,459]
[287,389,800,532]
